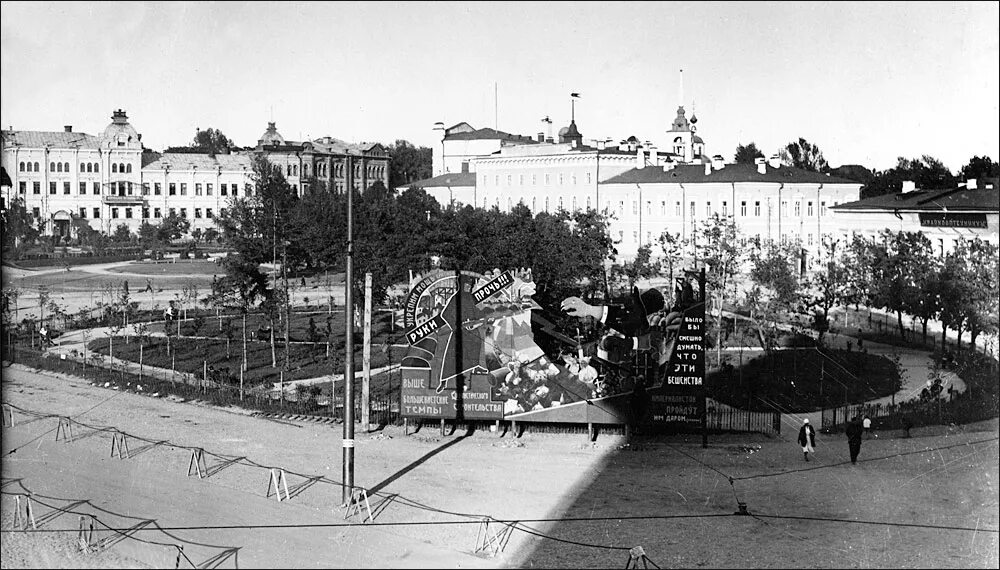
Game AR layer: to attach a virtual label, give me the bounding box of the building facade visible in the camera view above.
[600,156,862,259]
[830,178,999,255]
[1,113,392,240]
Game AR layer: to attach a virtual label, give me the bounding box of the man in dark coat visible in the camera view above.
[797,418,816,462]
[846,417,865,463]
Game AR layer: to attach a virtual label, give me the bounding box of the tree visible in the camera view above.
[693,214,744,363]
[777,137,829,172]
[203,228,220,244]
[863,156,956,198]
[803,238,851,343]
[867,230,937,337]
[734,142,765,165]
[960,155,999,181]
[388,140,432,189]
[111,223,134,244]
[1,198,40,255]
[657,231,687,307]
[192,127,234,156]
[204,254,268,393]
[191,227,203,244]
[828,164,875,186]
[156,212,191,242]
[745,240,802,352]
[138,220,159,247]
[610,244,660,292]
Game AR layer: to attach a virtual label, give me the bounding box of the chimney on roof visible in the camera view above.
[704,161,712,176]
[596,139,606,150]
[767,154,781,169]
[966,178,977,190]
[755,157,766,174]
[711,154,725,171]
[636,146,645,169]
[663,160,675,172]
[537,132,544,142]
[650,146,659,166]
[545,136,554,143]
[902,180,916,192]
[64,125,72,132]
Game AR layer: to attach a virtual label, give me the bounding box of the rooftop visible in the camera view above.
[400,172,476,189]
[1,130,102,150]
[602,163,862,185]
[832,184,1000,212]
[141,152,253,172]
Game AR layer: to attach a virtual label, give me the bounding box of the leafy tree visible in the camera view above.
[388,140,432,189]
[777,137,829,172]
[192,127,234,155]
[693,214,744,362]
[138,220,159,247]
[1,198,40,255]
[863,156,956,198]
[203,228,220,244]
[610,243,660,292]
[203,254,268,380]
[191,227,203,244]
[867,230,935,337]
[734,142,765,165]
[828,164,875,186]
[156,212,191,242]
[960,155,999,181]
[745,240,802,352]
[111,223,134,244]
[657,231,687,307]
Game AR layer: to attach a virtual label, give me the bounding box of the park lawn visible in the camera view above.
[152,308,403,347]
[707,348,900,413]
[106,260,224,276]
[87,334,394,388]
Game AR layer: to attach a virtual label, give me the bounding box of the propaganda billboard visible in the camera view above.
[400,269,604,421]
[648,272,706,425]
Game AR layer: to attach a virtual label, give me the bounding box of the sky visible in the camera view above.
[2,1,998,173]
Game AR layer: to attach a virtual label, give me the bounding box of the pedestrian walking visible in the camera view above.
[846,417,864,463]
[798,418,816,462]
[862,415,872,439]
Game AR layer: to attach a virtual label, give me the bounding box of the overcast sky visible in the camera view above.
[2,1,997,173]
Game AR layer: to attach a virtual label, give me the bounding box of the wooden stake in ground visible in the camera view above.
[362,272,372,430]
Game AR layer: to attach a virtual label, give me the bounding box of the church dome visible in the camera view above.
[258,121,286,146]
[101,109,141,149]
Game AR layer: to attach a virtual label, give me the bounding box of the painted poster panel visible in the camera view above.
[649,274,706,424]
[400,269,601,420]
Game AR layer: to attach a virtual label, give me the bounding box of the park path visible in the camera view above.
[714,309,965,440]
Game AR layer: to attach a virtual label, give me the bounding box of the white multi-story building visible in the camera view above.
[432,122,538,177]
[830,178,999,255]
[2,110,145,238]
[1,112,392,240]
[599,154,862,260]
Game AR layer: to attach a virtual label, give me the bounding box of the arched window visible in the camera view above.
[86,163,92,173]
[119,163,125,173]
[64,162,70,172]
[52,162,58,172]
[112,163,118,173]
[93,163,98,172]
[81,163,86,172]
[19,162,25,171]
[126,164,132,173]
[34,162,39,172]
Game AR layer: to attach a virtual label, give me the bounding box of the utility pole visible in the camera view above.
[283,242,290,371]
[342,156,355,506]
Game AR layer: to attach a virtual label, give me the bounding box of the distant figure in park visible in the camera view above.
[862,415,872,439]
[144,278,154,293]
[846,417,865,464]
[39,326,49,347]
[798,418,816,462]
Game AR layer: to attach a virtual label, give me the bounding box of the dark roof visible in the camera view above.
[443,127,538,144]
[402,172,476,189]
[832,186,1000,212]
[602,163,861,185]
[1,167,12,188]
[2,130,101,149]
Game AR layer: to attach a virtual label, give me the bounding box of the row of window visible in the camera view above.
[286,162,387,180]
[33,206,225,220]
[19,180,250,198]
[18,161,104,173]
[483,172,595,187]
[615,229,821,247]
[618,199,831,218]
